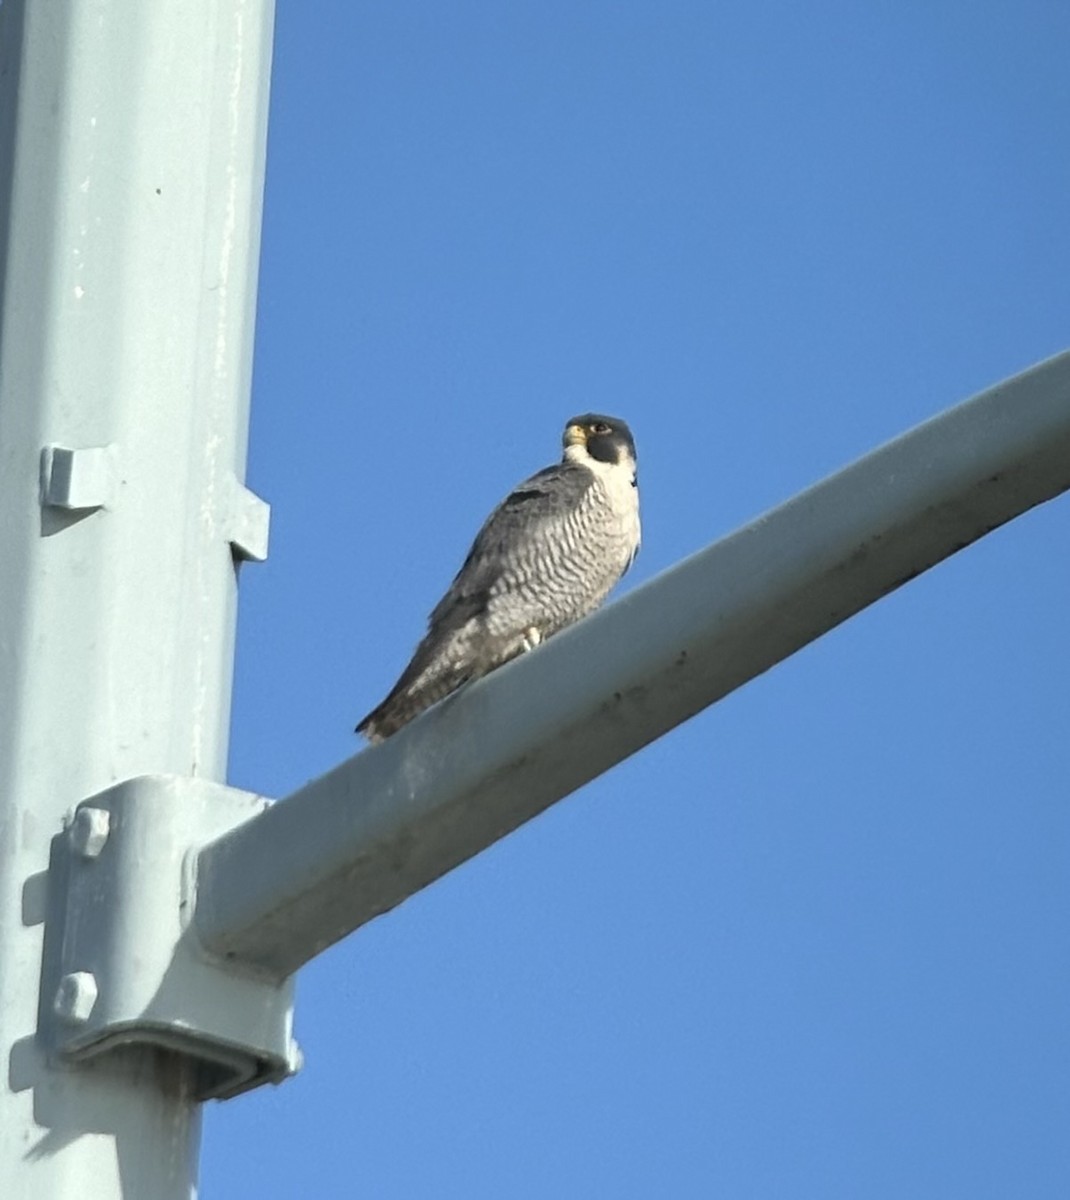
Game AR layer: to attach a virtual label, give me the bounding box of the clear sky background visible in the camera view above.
[204,3,1069,1196]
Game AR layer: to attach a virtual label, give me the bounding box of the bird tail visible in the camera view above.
[355,640,473,743]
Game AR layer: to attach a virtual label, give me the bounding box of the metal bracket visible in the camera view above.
[40,444,118,511]
[226,476,271,562]
[39,775,297,1101]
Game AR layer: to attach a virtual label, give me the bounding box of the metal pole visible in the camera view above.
[192,350,1070,981]
[0,2,273,1196]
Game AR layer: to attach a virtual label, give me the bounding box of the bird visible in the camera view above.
[356,413,641,742]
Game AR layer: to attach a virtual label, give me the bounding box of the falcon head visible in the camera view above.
[562,414,637,468]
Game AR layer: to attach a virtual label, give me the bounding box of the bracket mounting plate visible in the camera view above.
[40,775,297,1101]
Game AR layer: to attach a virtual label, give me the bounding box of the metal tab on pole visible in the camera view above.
[40,444,118,511]
[226,476,272,563]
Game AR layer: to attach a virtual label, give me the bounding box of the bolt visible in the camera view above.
[54,971,98,1024]
[70,806,110,858]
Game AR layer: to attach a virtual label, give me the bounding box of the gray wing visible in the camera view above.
[356,462,597,741]
[427,462,592,631]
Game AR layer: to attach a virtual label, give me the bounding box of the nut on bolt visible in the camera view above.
[70,806,110,858]
[54,971,99,1024]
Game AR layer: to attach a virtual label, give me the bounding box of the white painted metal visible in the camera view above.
[0,2,274,1195]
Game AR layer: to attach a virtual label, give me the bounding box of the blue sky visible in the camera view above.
[205,3,1069,1196]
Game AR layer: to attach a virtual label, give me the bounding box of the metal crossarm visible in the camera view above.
[191,351,1070,981]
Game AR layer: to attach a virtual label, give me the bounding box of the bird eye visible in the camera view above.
[590,421,611,435]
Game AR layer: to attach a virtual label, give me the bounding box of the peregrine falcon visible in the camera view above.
[356,414,640,742]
